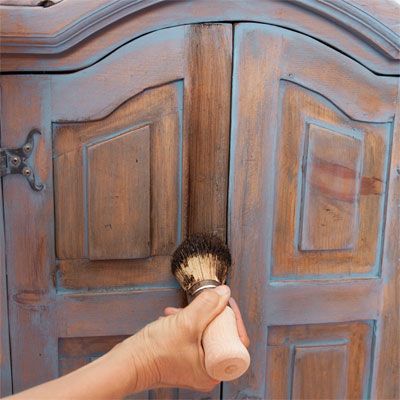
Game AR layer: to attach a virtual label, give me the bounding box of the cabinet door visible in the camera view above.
[1,24,232,398]
[226,24,399,399]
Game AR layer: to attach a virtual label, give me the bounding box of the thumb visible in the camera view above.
[182,285,231,332]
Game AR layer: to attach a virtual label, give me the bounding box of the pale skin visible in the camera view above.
[6,285,249,400]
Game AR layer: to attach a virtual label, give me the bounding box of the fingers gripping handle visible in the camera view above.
[202,306,250,381]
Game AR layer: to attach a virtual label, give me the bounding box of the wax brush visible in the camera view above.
[171,233,250,381]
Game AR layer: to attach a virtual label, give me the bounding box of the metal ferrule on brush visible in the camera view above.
[187,279,222,303]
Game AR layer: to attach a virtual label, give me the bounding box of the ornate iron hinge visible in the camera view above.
[0,130,43,191]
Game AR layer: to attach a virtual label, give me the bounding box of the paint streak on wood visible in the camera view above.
[300,124,363,251]
[273,81,390,277]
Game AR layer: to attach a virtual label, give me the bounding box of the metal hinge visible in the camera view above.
[0,129,43,191]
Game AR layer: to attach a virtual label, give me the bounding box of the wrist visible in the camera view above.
[117,329,161,394]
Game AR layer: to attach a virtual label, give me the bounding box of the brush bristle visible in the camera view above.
[171,233,231,292]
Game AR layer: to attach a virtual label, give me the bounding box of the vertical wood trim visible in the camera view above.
[1,76,58,391]
[184,24,232,239]
[374,85,400,399]
[0,85,12,396]
[225,23,280,399]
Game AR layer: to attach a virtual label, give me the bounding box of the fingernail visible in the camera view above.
[215,285,230,296]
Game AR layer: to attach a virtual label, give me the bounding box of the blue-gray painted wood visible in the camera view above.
[0,0,399,73]
[224,22,398,399]
[0,87,12,394]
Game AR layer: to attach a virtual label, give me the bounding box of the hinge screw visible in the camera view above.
[23,144,32,153]
[22,167,32,177]
[11,156,20,166]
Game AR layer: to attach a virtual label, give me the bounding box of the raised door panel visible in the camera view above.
[272,81,391,279]
[266,321,374,399]
[226,23,398,400]
[2,24,232,398]
[54,82,183,289]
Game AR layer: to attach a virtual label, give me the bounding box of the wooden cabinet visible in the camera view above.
[1,1,399,399]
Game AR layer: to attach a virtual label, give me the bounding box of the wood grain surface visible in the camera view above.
[185,24,232,239]
[0,84,12,396]
[0,0,398,73]
[0,12,398,399]
[1,24,232,399]
[225,22,398,399]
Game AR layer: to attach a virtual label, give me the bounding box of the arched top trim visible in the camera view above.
[0,0,399,73]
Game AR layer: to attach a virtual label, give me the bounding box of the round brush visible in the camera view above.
[171,233,250,381]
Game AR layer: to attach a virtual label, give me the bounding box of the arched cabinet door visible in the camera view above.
[1,24,232,399]
[226,24,398,399]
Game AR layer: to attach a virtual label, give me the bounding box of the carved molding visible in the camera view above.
[0,0,162,52]
[0,0,399,73]
[298,0,399,58]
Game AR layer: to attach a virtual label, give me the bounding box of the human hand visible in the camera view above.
[120,285,249,393]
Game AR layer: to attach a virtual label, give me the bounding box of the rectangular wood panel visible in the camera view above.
[54,82,183,264]
[292,343,347,399]
[266,321,374,399]
[54,150,85,259]
[300,123,363,251]
[272,81,390,279]
[53,82,184,290]
[87,126,151,260]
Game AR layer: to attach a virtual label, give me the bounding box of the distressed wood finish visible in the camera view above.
[58,335,129,376]
[87,126,151,260]
[1,24,232,399]
[0,0,399,74]
[1,4,399,398]
[266,322,374,399]
[0,76,57,392]
[0,84,12,395]
[272,81,391,278]
[300,124,363,251]
[185,25,232,239]
[374,77,400,399]
[54,82,183,263]
[225,23,398,399]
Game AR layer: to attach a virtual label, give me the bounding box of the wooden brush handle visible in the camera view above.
[202,306,250,381]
